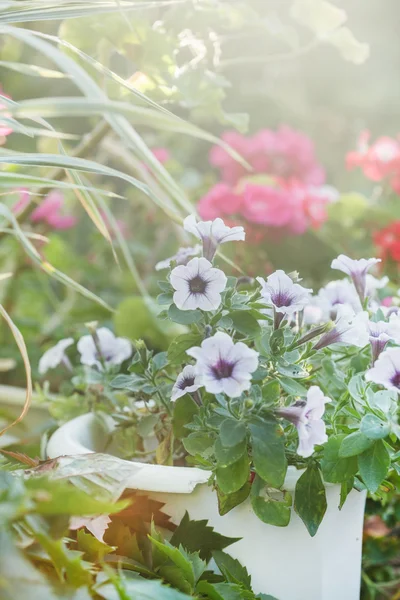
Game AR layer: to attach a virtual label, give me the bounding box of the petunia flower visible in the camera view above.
[365,347,400,392]
[183,214,245,261]
[77,327,132,370]
[313,305,369,350]
[0,87,13,145]
[368,320,400,364]
[155,245,201,271]
[331,254,381,302]
[38,338,74,375]
[187,331,259,398]
[256,270,312,327]
[276,386,331,458]
[171,365,202,402]
[170,256,227,312]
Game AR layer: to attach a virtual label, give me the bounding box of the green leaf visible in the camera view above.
[249,417,287,488]
[216,453,250,495]
[110,373,146,392]
[196,581,246,600]
[76,530,115,562]
[149,537,196,591]
[269,329,285,355]
[360,414,390,440]
[173,395,200,440]
[262,381,280,403]
[358,440,390,493]
[183,433,214,458]
[168,304,203,325]
[339,478,354,510]
[277,377,307,397]
[251,475,292,527]
[217,483,251,516]
[215,437,247,467]
[229,311,261,337]
[168,333,203,365]
[320,435,358,484]
[212,551,252,590]
[122,578,194,600]
[294,465,327,537]
[170,513,240,562]
[219,419,247,448]
[348,373,366,403]
[339,432,374,457]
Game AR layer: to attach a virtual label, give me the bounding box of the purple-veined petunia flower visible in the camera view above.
[77,327,132,370]
[313,304,369,350]
[256,270,312,326]
[276,386,331,458]
[187,331,259,398]
[155,245,202,271]
[331,254,381,302]
[171,365,202,402]
[365,347,400,392]
[170,257,227,312]
[38,338,74,375]
[368,319,400,364]
[184,214,245,261]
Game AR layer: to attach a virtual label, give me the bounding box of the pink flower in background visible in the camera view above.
[152,147,170,164]
[0,86,13,144]
[198,183,242,220]
[241,183,296,229]
[13,189,77,230]
[346,131,400,186]
[209,126,325,186]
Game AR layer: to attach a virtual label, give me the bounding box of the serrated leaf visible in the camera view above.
[196,581,247,600]
[149,537,195,590]
[170,513,240,562]
[294,464,327,537]
[212,551,252,590]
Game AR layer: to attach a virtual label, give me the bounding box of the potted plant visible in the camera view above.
[44,215,400,600]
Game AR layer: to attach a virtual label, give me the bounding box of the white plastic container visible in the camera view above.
[47,413,366,600]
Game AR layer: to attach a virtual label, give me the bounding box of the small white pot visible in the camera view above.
[47,413,366,600]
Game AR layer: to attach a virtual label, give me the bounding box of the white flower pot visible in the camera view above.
[47,413,367,600]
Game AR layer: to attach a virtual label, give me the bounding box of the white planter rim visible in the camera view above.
[47,412,306,494]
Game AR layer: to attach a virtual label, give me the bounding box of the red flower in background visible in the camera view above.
[13,189,77,230]
[347,131,400,193]
[374,221,400,262]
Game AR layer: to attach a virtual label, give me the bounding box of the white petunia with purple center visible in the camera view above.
[276,386,331,458]
[368,319,400,364]
[366,347,400,392]
[77,327,132,370]
[184,215,245,261]
[170,256,227,312]
[256,270,312,326]
[155,245,201,271]
[171,365,202,402]
[187,331,259,398]
[39,337,74,375]
[331,254,381,302]
[313,305,369,350]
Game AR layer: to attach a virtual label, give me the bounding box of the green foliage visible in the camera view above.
[294,464,327,537]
